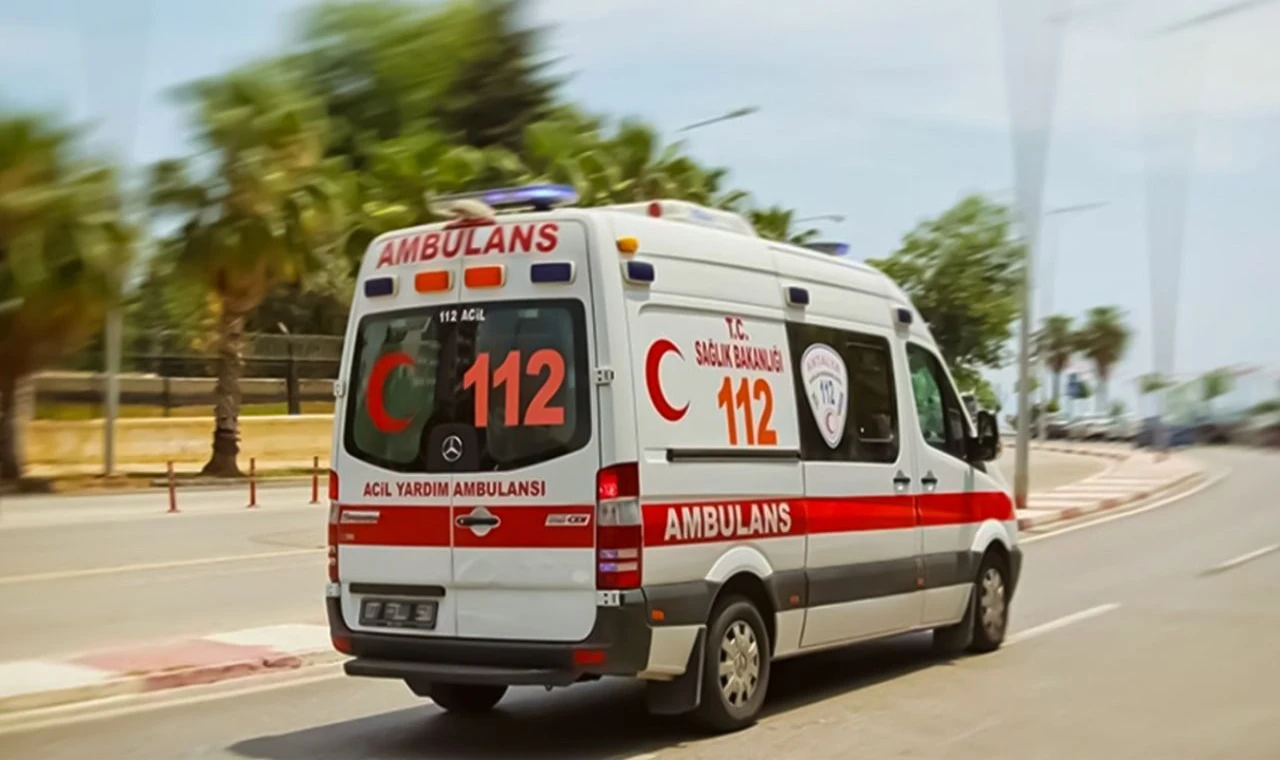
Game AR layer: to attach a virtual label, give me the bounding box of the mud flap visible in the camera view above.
[645,627,706,716]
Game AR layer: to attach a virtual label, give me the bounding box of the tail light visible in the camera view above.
[328,469,339,501]
[327,502,340,582]
[596,462,642,590]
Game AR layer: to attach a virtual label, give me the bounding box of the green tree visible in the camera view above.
[0,115,136,480]
[868,194,1024,374]
[149,66,345,476]
[433,0,559,150]
[299,0,556,156]
[1201,368,1233,413]
[1074,306,1130,413]
[1138,372,1174,396]
[749,206,820,245]
[1036,314,1075,402]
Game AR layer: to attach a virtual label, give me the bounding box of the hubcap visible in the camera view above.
[980,566,1007,640]
[717,620,760,708]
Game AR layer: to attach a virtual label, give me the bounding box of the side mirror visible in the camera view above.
[970,410,1000,463]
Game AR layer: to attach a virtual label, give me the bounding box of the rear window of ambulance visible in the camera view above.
[344,299,590,473]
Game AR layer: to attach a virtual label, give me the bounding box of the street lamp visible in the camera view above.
[794,214,846,224]
[677,106,760,133]
[1036,200,1108,439]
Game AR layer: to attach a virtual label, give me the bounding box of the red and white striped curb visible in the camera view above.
[0,624,339,714]
[1017,448,1203,530]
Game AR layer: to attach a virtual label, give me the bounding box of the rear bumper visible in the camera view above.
[327,591,657,687]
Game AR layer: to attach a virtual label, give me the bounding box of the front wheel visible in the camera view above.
[969,553,1010,652]
[692,597,771,733]
[425,683,508,714]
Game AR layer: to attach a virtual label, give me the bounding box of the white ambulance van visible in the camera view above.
[326,185,1020,732]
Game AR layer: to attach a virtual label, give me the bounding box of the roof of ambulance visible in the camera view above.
[358,204,906,298]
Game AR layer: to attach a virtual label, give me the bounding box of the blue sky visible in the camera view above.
[3,0,1278,410]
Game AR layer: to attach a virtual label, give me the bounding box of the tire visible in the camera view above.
[969,552,1010,653]
[426,683,508,715]
[691,597,771,733]
[933,551,1011,655]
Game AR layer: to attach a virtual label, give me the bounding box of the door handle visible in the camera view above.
[455,515,500,528]
[920,471,938,492]
[892,470,911,492]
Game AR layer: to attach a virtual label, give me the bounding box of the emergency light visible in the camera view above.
[430,184,579,217]
[803,241,850,256]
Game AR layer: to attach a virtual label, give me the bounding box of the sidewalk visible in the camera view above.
[0,624,339,715]
[1018,443,1204,530]
[0,443,1204,717]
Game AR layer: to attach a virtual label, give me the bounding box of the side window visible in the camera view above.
[786,322,899,464]
[906,344,967,460]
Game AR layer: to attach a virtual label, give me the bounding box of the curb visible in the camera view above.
[1016,469,1204,531]
[1028,442,1131,461]
[0,647,345,717]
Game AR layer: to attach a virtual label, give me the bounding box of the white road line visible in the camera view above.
[1204,544,1280,575]
[1006,603,1121,645]
[0,548,323,586]
[1022,466,1228,544]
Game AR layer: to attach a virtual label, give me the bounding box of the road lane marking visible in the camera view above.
[0,548,323,586]
[1203,544,1280,576]
[1006,603,1120,645]
[1022,466,1229,545]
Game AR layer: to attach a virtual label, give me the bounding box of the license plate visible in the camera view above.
[359,598,438,630]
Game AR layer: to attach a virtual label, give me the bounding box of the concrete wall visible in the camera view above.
[26,414,334,469]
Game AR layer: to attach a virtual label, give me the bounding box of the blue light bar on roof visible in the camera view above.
[804,241,850,256]
[436,184,579,212]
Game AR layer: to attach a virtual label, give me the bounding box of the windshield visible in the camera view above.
[344,299,590,473]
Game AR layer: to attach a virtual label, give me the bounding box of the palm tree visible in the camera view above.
[149,67,345,476]
[1035,314,1075,403]
[0,115,136,480]
[1075,306,1130,413]
[749,206,820,245]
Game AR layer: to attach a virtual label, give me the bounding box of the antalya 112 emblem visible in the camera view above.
[800,344,848,448]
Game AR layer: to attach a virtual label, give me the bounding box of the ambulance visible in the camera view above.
[326,185,1020,732]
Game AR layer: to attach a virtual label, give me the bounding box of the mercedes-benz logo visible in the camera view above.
[441,434,464,463]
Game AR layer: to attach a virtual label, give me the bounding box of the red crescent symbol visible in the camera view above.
[367,352,414,433]
[644,339,688,422]
[824,410,837,434]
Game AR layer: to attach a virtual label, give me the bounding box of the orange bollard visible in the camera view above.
[310,455,320,504]
[167,461,179,513]
[247,457,257,508]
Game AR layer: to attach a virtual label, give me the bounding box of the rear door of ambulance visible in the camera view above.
[335,215,601,643]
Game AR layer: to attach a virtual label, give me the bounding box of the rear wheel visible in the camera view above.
[425,683,508,714]
[692,597,771,733]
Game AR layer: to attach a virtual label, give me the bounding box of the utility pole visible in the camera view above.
[998,0,1072,510]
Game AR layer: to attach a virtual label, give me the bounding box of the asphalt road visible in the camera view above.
[0,450,1102,660]
[1,447,1275,758]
